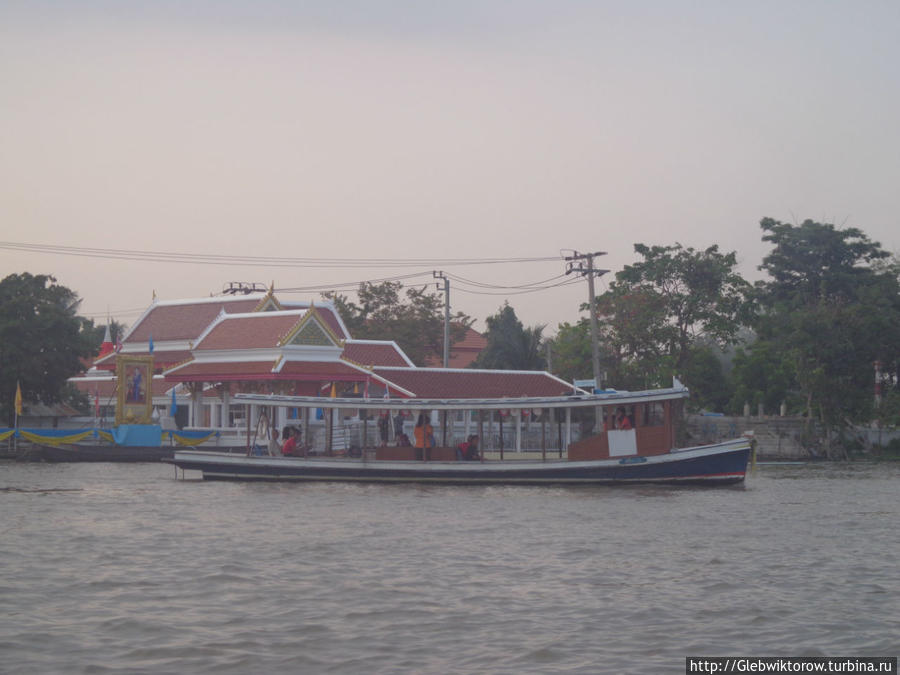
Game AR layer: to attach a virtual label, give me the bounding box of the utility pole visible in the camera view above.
[433,271,450,368]
[565,251,609,391]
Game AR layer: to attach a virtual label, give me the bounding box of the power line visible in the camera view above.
[0,241,560,268]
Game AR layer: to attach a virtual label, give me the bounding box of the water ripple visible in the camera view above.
[1,461,898,673]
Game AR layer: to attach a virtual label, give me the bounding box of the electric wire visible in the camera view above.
[0,241,560,268]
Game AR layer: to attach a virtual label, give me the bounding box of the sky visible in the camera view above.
[2,1,899,334]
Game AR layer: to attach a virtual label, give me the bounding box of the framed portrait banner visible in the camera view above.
[116,356,154,425]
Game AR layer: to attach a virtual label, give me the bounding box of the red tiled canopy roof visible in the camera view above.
[372,368,573,399]
[166,359,367,382]
[70,375,174,398]
[93,349,194,371]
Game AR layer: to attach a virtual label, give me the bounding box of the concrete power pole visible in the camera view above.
[434,271,450,368]
[565,251,608,390]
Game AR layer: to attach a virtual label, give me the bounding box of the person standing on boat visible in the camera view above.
[414,413,433,460]
[377,412,389,447]
[268,428,282,456]
[615,407,633,430]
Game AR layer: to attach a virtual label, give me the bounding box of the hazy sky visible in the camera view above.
[2,1,899,333]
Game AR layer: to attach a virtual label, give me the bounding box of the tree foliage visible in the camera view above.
[547,320,593,383]
[323,281,471,366]
[0,273,95,424]
[593,243,750,395]
[472,303,546,371]
[740,218,900,451]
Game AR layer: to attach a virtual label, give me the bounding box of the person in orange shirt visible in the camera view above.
[615,406,633,430]
[414,413,433,460]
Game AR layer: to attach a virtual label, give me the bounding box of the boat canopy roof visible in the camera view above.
[233,385,689,412]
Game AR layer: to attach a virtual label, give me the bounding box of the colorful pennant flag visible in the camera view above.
[14,381,23,416]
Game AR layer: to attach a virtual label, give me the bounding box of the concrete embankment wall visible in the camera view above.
[685,415,813,460]
[686,414,900,460]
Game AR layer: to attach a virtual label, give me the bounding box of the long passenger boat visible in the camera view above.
[171,384,753,486]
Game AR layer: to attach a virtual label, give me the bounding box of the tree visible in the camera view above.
[593,243,751,393]
[472,303,546,371]
[323,281,471,366]
[547,320,593,383]
[749,218,900,454]
[729,339,798,415]
[0,273,95,425]
[681,344,731,412]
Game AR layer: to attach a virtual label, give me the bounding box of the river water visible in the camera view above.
[1,460,897,674]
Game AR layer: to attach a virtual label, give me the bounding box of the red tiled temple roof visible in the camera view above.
[126,297,264,342]
[372,367,573,399]
[311,305,348,340]
[195,313,306,350]
[341,341,412,368]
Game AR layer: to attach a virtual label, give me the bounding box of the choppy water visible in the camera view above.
[0,460,897,674]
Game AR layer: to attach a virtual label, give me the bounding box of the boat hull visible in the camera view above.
[18,443,175,462]
[18,443,248,463]
[172,439,751,486]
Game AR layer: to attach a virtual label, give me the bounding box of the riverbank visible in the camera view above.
[686,414,900,460]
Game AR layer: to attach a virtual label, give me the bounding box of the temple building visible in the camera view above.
[72,288,573,449]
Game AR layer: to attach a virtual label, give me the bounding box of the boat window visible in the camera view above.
[645,403,665,427]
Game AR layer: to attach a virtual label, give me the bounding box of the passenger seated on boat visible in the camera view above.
[281,427,297,456]
[614,406,632,431]
[396,433,411,447]
[268,429,282,456]
[457,435,480,461]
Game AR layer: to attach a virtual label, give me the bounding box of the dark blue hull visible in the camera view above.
[173,439,751,486]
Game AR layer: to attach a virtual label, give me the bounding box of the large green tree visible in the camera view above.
[472,303,546,371]
[0,273,95,424]
[546,319,593,383]
[594,243,751,394]
[747,219,900,451]
[323,281,471,366]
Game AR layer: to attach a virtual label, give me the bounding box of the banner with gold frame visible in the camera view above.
[116,356,154,425]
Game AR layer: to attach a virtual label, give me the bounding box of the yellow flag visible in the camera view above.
[15,381,23,416]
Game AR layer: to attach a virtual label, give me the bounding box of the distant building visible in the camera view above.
[424,324,488,369]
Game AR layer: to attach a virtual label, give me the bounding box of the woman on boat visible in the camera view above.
[615,406,633,430]
[414,413,433,460]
